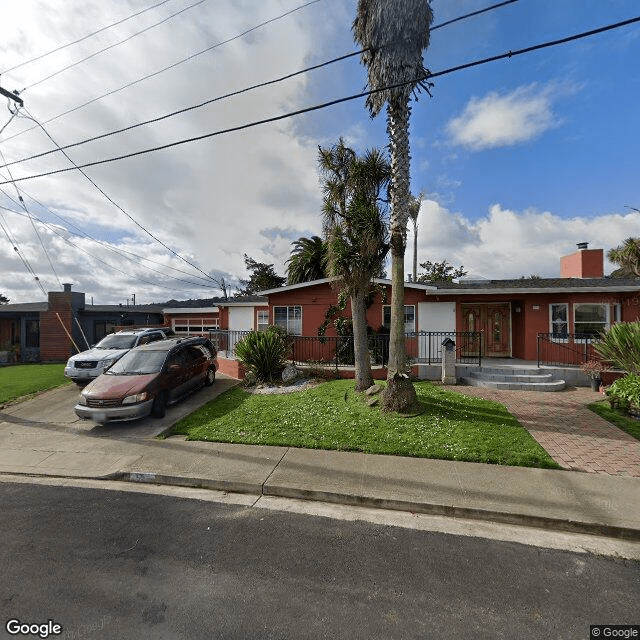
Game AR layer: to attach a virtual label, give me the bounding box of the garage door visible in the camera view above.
[417,302,456,361]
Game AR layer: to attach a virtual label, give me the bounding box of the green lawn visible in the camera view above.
[0,364,71,405]
[588,401,640,442]
[171,380,560,469]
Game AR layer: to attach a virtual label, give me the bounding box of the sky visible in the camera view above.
[0,0,639,305]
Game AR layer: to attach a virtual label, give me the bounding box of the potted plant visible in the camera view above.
[580,359,610,391]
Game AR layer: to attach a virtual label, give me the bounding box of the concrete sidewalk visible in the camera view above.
[1,381,640,542]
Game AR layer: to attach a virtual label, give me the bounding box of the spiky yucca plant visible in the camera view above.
[594,321,640,374]
[235,327,291,382]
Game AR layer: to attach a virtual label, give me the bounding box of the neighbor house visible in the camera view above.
[0,284,165,363]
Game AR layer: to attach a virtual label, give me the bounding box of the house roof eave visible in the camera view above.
[426,285,640,296]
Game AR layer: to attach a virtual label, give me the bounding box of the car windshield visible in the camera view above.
[106,350,167,375]
[95,334,138,350]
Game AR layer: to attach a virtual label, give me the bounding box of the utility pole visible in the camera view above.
[0,86,23,107]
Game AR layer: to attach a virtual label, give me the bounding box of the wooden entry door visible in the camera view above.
[461,303,511,357]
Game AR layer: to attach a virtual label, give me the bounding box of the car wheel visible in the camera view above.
[151,392,168,419]
[204,367,216,386]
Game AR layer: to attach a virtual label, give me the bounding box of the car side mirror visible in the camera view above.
[168,363,182,373]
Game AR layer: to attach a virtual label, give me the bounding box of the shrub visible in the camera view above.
[606,373,640,413]
[234,327,291,382]
[594,322,640,374]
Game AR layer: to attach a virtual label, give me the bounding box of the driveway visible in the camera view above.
[0,373,239,440]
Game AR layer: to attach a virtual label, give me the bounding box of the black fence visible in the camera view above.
[537,333,599,366]
[207,329,482,372]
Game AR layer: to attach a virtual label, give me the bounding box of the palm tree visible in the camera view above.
[318,139,390,391]
[353,0,433,412]
[608,238,640,277]
[286,236,328,285]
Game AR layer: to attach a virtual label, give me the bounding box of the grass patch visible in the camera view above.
[0,364,71,405]
[588,401,640,442]
[171,380,560,469]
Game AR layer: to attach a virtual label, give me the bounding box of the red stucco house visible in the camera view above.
[257,244,640,368]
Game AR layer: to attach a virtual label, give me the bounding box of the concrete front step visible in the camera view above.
[463,367,566,391]
[468,371,555,383]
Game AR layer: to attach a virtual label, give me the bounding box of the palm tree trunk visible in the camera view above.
[382,97,420,413]
[386,97,411,377]
[351,289,373,391]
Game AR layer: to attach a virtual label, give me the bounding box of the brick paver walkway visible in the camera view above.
[443,385,640,477]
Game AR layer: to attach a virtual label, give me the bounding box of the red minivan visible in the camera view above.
[75,336,217,424]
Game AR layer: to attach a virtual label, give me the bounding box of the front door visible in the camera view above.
[461,303,511,357]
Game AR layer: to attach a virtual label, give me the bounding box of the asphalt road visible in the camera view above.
[1,481,638,640]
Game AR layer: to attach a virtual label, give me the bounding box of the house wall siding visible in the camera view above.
[268,283,426,336]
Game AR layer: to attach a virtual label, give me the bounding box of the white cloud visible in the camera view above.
[446,83,571,151]
[0,0,330,304]
[407,200,640,279]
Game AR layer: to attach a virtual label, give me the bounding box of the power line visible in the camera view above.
[15,107,220,285]
[1,0,323,144]
[0,201,224,292]
[0,183,222,286]
[20,0,208,92]
[3,51,362,169]
[0,136,61,288]
[1,0,177,75]
[2,0,522,169]
[3,13,639,186]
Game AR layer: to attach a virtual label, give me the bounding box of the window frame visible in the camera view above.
[382,305,416,334]
[172,317,219,335]
[256,310,269,332]
[573,303,610,340]
[273,305,302,336]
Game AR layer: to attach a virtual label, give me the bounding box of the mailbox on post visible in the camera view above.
[441,338,457,384]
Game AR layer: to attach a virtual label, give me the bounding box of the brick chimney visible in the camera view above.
[39,284,86,361]
[560,242,604,278]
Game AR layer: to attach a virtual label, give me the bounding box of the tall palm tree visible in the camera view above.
[286,236,328,285]
[318,139,390,391]
[608,238,640,277]
[353,0,434,412]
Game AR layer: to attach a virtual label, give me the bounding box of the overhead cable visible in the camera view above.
[1,0,322,143]
[0,202,222,292]
[2,0,523,169]
[0,184,220,286]
[0,137,61,288]
[3,14,639,186]
[16,107,220,284]
[1,0,177,74]
[20,0,208,92]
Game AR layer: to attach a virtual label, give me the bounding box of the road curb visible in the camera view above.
[113,472,640,542]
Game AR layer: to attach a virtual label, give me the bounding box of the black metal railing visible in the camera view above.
[537,333,599,366]
[207,329,482,371]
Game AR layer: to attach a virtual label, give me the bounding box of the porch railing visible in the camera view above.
[207,329,482,372]
[537,333,599,367]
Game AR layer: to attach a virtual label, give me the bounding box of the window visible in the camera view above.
[257,310,269,331]
[383,305,416,334]
[25,319,39,348]
[274,306,302,335]
[173,317,219,335]
[550,304,568,337]
[574,304,609,338]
